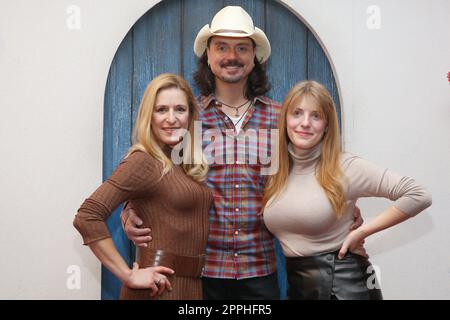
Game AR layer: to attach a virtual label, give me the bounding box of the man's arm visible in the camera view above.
[121,203,152,247]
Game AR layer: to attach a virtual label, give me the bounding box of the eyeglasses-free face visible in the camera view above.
[151,87,190,147]
[206,36,256,85]
[286,95,328,155]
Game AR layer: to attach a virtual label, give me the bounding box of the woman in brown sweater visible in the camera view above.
[73,73,212,300]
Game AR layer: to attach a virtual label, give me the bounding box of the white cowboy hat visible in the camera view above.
[193,6,271,63]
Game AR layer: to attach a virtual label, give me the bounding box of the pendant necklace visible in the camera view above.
[216,99,250,117]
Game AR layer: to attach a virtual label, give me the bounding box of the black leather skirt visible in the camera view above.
[286,250,383,300]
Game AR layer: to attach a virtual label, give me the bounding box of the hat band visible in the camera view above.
[212,29,252,35]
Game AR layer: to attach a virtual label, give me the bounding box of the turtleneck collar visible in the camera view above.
[288,142,322,174]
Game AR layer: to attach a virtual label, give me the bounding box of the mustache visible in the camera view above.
[220,60,244,68]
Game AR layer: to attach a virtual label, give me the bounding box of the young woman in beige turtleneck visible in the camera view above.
[263,81,432,300]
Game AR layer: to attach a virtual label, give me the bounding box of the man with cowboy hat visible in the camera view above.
[191,6,280,299]
[122,5,362,300]
[123,6,280,300]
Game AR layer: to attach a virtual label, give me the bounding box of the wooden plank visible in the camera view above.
[132,0,182,123]
[331,71,342,129]
[102,29,133,300]
[307,32,342,127]
[222,0,265,28]
[182,0,224,96]
[265,0,308,105]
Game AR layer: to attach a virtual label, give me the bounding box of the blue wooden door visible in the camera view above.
[103,0,341,300]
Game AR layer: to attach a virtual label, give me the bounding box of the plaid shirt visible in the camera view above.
[198,94,281,279]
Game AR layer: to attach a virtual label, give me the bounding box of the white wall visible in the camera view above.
[0,0,448,299]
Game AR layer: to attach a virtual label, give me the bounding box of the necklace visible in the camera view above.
[216,99,250,117]
[230,102,252,129]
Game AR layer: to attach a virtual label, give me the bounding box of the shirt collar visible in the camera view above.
[200,94,272,110]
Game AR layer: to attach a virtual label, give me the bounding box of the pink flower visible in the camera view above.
[448,72,450,82]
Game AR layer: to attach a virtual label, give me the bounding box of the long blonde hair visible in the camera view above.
[126,73,208,182]
[263,80,346,217]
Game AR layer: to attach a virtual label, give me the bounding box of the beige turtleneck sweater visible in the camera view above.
[263,143,432,257]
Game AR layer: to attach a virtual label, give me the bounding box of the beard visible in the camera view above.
[218,74,245,83]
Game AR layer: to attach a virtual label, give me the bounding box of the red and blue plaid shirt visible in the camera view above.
[199,94,281,279]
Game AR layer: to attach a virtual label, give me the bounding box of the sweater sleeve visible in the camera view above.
[342,153,432,217]
[73,151,161,245]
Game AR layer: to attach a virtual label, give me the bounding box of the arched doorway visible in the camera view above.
[103,0,341,299]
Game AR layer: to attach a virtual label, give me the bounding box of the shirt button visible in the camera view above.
[326,269,332,275]
[235,161,240,164]
[234,230,239,235]
[235,184,240,188]
[234,253,239,257]
[326,254,333,261]
[235,208,239,212]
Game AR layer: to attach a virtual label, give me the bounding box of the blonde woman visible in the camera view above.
[74,73,212,300]
[263,81,432,300]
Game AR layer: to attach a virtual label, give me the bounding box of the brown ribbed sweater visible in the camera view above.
[73,150,212,300]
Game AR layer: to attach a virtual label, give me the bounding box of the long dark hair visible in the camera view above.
[193,51,271,100]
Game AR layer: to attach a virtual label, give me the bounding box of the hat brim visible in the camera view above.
[193,24,271,63]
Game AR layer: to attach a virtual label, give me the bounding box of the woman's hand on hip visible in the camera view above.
[125,262,174,296]
[338,228,368,259]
